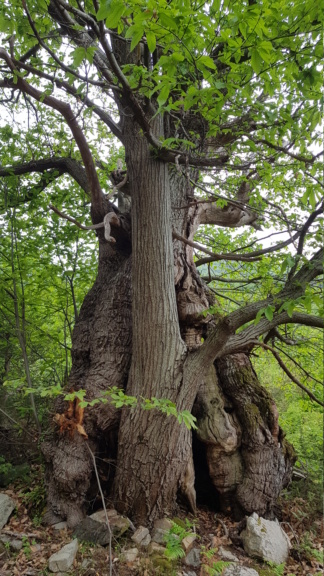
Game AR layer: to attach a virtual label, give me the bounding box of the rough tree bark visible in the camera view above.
[42,120,295,527]
[1,0,312,529]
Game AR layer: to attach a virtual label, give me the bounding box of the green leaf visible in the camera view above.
[251,48,262,74]
[130,27,144,52]
[264,305,275,321]
[198,55,216,70]
[146,31,156,53]
[96,0,112,21]
[71,47,86,67]
[286,301,295,318]
[157,84,170,106]
[255,308,266,324]
[105,3,125,29]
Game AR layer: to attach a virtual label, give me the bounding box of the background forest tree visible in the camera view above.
[0,0,322,528]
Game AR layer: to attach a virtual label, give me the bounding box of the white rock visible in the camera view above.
[241,513,290,565]
[154,518,173,531]
[131,526,150,546]
[90,509,118,523]
[148,541,166,555]
[223,567,259,576]
[151,527,168,544]
[140,532,151,547]
[184,547,201,568]
[218,546,239,562]
[48,539,78,573]
[120,547,138,563]
[0,494,15,529]
[52,521,67,530]
[182,534,196,552]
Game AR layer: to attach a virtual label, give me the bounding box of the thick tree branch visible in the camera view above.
[287,202,323,278]
[193,249,323,365]
[197,176,261,229]
[220,312,323,357]
[0,48,105,221]
[198,201,259,228]
[0,157,90,196]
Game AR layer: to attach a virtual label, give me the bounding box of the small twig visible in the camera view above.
[86,443,112,576]
[250,340,324,407]
[280,521,299,545]
[49,204,104,231]
[214,514,229,538]
[172,230,261,263]
[0,407,36,439]
[1,530,46,540]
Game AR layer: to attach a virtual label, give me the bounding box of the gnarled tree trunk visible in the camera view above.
[42,122,295,528]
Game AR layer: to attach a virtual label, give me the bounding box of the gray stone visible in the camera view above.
[223,567,259,576]
[131,526,150,546]
[184,547,201,568]
[109,515,130,537]
[73,517,110,545]
[148,541,166,556]
[218,546,239,561]
[53,521,68,530]
[0,493,15,529]
[140,532,151,547]
[182,534,196,552]
[151,527,168,544]
[48,539,78,573]
[89,509,118,523]
[0,534,22,551]
[241,513,290,565]
[154,518,173,531]
[120,547,138,563]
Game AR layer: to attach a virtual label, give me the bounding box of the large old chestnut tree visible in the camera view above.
[0,0,322,527]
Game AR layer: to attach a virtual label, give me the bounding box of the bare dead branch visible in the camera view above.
[273,342,323,386]
[86,443,113,576]
[49,204,102,230]
[249,340,323,407]
[172,231,262,263]
[253,138,319,164]
[196,204,323,267]
[49,204,120,243]
[192,248,323,367]
[0,407,37,439]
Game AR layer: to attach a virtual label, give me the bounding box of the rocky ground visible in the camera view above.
[0,472,322,576]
